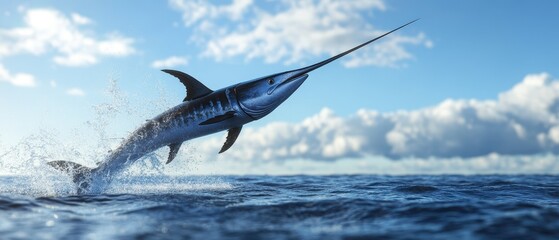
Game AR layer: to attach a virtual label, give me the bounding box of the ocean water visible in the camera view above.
[1,174,558,239]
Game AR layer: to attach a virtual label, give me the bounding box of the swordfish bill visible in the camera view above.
[277,19,419,81]
[47,20,418,194]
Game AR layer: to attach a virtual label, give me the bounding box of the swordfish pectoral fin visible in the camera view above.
[219,126,242,154]
[199,111,236,126]
[166,142,183,164]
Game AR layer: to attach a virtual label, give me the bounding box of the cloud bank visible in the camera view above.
[170,0,431,67]
[195,73,559,161]
[164,153,559,175]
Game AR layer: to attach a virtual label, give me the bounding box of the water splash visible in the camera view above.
[86,77,132,157]
[0,76,214,196]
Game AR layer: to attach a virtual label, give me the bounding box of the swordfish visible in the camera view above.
[48,20,418,194]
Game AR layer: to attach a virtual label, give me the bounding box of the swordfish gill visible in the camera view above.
[48,20,418,194]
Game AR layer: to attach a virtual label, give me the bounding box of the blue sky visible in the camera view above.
[1,0,559,174]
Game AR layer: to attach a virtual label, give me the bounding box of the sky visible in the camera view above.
[1,0,559,175]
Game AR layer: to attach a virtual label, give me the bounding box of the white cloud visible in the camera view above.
[170,0,429,67]
[151,56,188,68]
[66,87,85,96]
[0,63,36,87]
[0,8,135,67]
[71,13,92,25]
[191,73,559,161]
[170,0,253,26]
[54,53,97,66]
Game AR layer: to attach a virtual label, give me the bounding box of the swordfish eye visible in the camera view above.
[268,78,275,85]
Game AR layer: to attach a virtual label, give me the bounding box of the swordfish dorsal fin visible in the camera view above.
[162,69,213,102]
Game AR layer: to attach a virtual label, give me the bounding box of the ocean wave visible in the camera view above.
[1,175,559,239]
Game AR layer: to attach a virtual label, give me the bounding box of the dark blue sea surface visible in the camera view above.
[1,175,559,239]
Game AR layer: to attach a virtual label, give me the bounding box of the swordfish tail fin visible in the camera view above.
[47,161,93,194]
